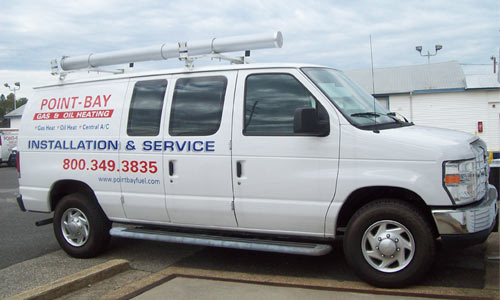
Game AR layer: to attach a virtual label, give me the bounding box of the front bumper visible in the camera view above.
[432,184,498,245]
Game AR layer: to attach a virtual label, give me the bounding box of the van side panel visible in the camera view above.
[19,79,129,218]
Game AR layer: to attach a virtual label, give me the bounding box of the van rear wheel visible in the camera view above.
[7,154,15,167]
[53,193,111,258]
[343,199,435,288]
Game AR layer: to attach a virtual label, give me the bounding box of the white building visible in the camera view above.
[345,61,500,152]
[4,105,25,129]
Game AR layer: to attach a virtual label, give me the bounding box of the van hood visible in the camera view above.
[341,125,479,162]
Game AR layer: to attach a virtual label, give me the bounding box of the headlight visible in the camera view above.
[444,159,476,204]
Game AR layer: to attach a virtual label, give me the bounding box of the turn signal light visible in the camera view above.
[445,174,460,185]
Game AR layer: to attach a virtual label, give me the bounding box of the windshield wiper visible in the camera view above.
[387,112,412,124]
[351,112,414,128]
[351,112,407,125]
[350,112,381,118]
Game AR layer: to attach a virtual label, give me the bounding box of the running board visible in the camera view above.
[110,227,332,256]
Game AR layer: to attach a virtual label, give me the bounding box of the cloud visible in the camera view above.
[0,0,498,95]
[0,70,54,99]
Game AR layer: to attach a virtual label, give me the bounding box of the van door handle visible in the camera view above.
[236,161,242,178]
[169,161,174,176]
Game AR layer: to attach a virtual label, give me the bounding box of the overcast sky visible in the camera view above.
[1,0,499,98]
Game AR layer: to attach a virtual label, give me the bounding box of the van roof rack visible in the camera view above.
[51,31,283,80]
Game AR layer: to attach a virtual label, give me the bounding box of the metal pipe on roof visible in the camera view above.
[60,32,283,71]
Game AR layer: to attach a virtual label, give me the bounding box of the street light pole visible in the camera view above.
[415,45,443,64]
[3,82,20,110]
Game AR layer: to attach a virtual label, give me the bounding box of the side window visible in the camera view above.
[244,73,328,135]
[127,79,168,136]
[169,76,227,136]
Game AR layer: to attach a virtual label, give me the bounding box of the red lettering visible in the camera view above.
[59,97,70,109]
[48,98,57,109]
[34,113,51,120]
[41,98,48,110]
[59,109,114,119]
[71,96,79,108]
[93,95,102,108]
[103,94,111,107]
[84,96,93,108]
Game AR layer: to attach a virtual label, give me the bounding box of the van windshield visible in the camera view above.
[302,67,410,129]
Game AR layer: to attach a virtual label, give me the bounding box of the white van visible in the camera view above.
[16,32,498,288]
[0,129,18,166]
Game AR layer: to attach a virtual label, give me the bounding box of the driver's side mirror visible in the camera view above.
[294,107,329,136]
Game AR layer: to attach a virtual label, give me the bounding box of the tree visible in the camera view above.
[0,93,27,114]
[16,97,27,108]
[0,93,28,127]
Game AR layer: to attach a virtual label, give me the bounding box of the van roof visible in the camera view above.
[36,63,335,89]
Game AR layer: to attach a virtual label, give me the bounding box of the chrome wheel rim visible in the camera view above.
[361,220,415,273]
[61,208,90,247]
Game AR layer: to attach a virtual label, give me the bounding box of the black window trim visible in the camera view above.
[242,72,330,137]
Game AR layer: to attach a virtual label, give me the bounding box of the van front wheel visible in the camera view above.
[343,199,435,288]
[53,193,111,258]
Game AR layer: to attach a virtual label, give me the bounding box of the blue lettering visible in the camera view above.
[143,141,152,151]
[108,140,119,150]
[193,141,203,152]
[97,140,107,150]
[164,141,174,151]
[206,141,215,152]
[26,139,119,151]
[153,141,162,151]
[176,141,187,152]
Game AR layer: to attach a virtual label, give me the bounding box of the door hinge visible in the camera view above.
[120,195,125,205]
[229,140,232,150]
[231,201,235,211]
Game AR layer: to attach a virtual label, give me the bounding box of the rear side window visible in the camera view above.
[127,80,168,136]
[169,76,227,136]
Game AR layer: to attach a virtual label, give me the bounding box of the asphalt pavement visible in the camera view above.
[0,166,60,269]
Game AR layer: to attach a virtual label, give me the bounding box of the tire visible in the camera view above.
[343,199,435,288]
[7,154,15,167]
[53,192,111,258]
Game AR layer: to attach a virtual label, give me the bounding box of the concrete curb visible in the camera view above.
[6,259,130,300]
[101,271,171,300]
